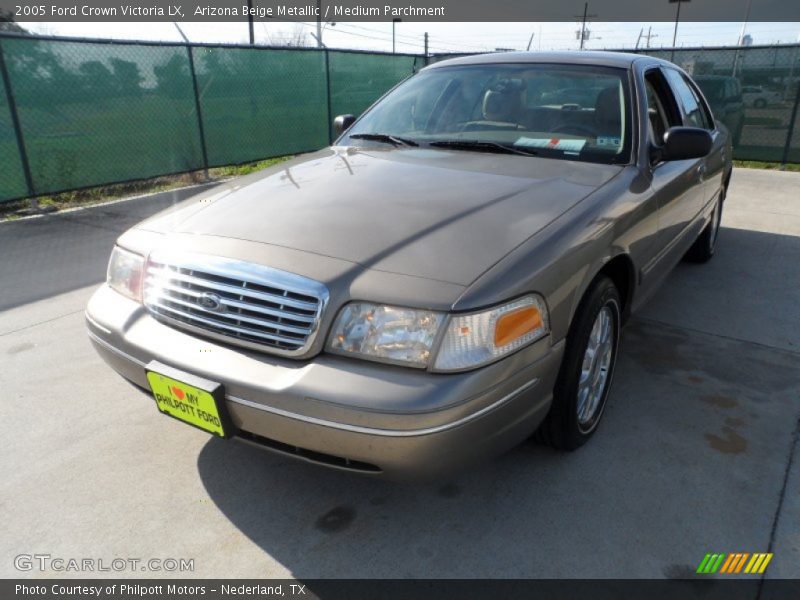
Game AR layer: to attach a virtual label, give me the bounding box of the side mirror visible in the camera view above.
[333,114,356,136]
[658,126,713,162]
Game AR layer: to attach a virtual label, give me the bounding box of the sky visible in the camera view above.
[21,21,800,54]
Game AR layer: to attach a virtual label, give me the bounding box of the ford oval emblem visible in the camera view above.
[198,292,224,312]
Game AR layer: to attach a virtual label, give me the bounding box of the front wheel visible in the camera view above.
[536,276,621,450]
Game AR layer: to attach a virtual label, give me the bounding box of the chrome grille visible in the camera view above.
[143,252,328,357]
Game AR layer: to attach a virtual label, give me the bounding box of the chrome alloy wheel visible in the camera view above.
[576,304,616,432]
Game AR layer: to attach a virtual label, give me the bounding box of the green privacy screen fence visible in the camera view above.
[0,33,424,203]
[1,35,799,203]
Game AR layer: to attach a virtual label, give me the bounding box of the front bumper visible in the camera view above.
[86,284,564,479]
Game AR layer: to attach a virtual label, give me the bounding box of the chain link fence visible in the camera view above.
[1,35,799,204]
[628,45,800,164]
[0,53,27,200]
[0,34,423,203]
[194,45,329,166]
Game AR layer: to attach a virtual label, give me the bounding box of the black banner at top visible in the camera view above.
[1,0,800,23]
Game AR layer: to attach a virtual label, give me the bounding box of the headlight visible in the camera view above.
[327,302,444,368]
[107,246,144,302]
[432,295,549,372]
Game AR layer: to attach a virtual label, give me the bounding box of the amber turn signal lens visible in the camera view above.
[494,306,543,347]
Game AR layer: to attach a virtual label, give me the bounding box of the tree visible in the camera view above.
[0,9,29,34]
[110,58,143,97]
[153,53,192,99]
[79,60,114,97]
[285,24,310,47]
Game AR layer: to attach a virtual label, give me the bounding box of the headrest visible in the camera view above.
[595,85,622,130]
[483,79,524,122]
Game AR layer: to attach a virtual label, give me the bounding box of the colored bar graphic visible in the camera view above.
[719,554,736,574]
[734,553,750,573]
[697,554,713,574]
[758,554,773,574]
[710,554,725,573]
[744,554,760,574]
[701,552,774,575]
[702,554,719,574]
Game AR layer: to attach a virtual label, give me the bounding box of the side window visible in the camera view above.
[663,68,711,130]
[644,69,682,145]
[686,76,715,130]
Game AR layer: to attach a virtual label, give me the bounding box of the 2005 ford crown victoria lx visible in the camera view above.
[87,51,732,479]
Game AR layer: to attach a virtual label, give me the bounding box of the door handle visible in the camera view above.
[696,164,707,182]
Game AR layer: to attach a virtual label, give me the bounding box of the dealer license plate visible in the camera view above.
[145,362,229,438]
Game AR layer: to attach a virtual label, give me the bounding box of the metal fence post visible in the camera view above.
[0,38,35,200]
[324,48,333,144]
[780,79,800,169]
[187,45,210,179]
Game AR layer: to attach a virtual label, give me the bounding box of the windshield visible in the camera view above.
[341,63,633,165]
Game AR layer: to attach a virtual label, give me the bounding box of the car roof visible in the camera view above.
[423,50,668,71]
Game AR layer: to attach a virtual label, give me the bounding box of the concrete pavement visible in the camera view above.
[0,183,218,313]
[0,168,798,581]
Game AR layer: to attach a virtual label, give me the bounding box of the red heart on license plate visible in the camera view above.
[171,386,185,400]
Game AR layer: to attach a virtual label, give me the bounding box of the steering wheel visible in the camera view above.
[550,123,597,138]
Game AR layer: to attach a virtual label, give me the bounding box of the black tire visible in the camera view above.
[685,185,725,263]
[535,276,621,450]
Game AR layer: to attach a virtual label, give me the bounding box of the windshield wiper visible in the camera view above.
[428,140,538,156]
[349,133,419,147]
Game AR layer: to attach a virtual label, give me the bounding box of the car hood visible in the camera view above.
[139,147,621,286]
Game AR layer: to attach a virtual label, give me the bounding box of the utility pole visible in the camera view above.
[247,0,254,44]
[173,22,189,43]
[635,28,643,50]
[669,0,691,62]
[732,0,754,76]
[736,0,753,46]
[644,26,658,48]
[424,32,429,58]
[574,2,596,50]
[392,18,401,53]
[316,0,322,48]
[527,33,535,51]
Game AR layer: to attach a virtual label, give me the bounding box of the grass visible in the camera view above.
[0,155,292,221]
[733,159,800,172]
[208,156,292,178]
